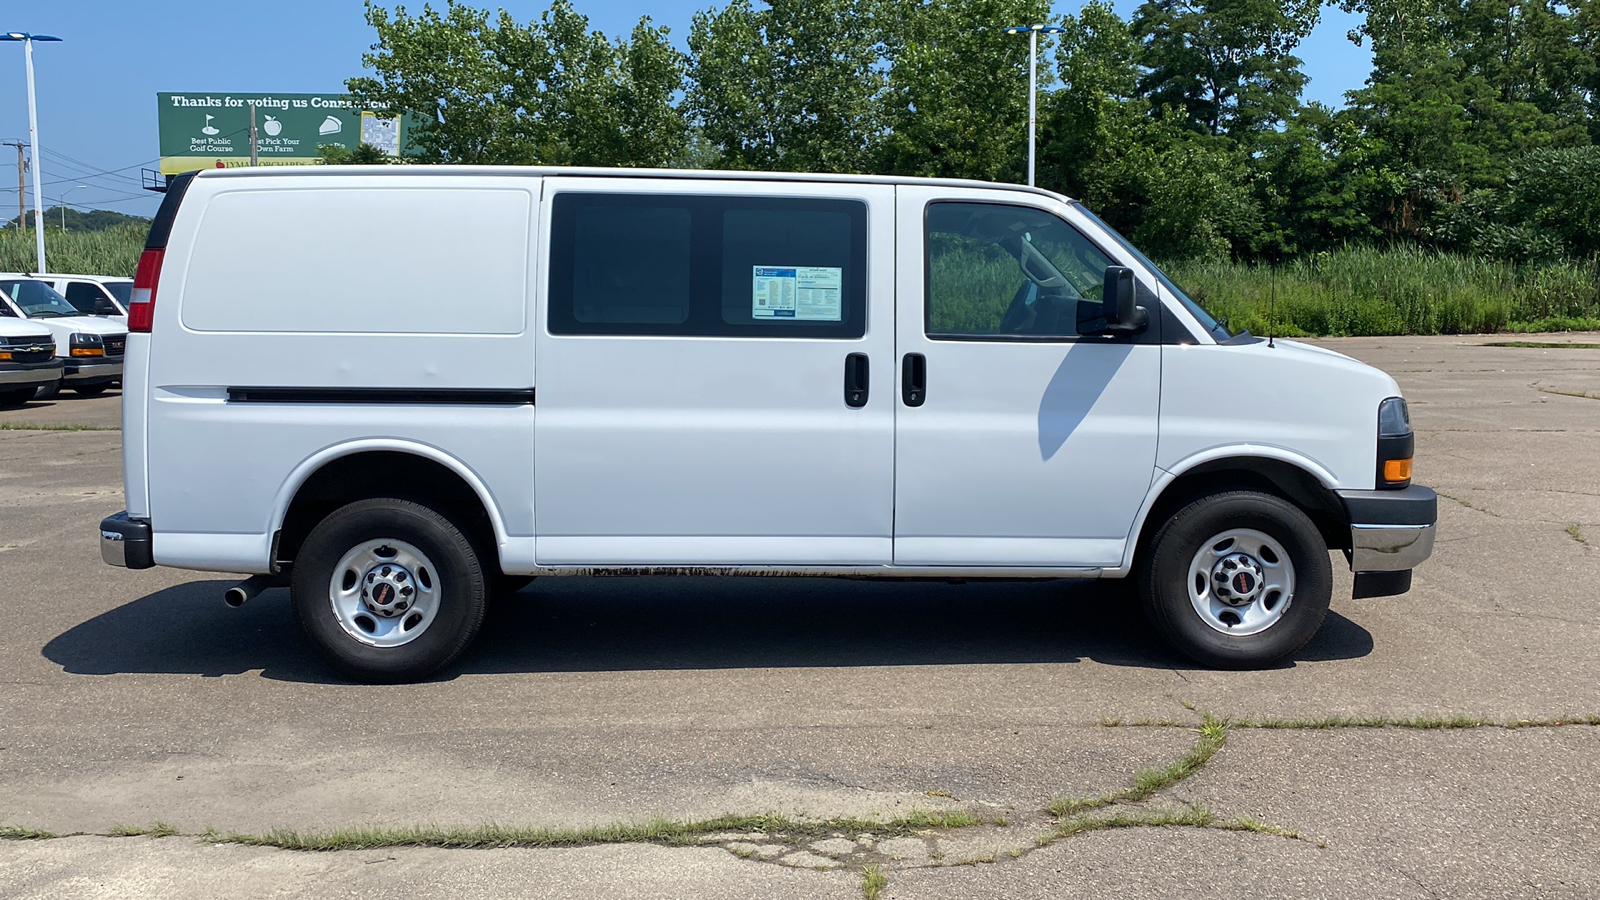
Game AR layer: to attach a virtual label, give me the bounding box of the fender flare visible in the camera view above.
[1116,445,1340,574]
[267,438,510,552]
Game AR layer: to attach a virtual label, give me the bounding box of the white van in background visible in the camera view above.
[99,166,1436,683]
[45,274,132,326]
[0,277,127,397]
[0,315,63,406]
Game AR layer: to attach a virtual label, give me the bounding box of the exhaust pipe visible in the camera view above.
[224,574,278,608]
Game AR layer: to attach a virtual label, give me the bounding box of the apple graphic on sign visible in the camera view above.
[263,115,282,137]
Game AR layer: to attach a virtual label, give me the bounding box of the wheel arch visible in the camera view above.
[1120,450,1350,574]
[270,440,508,574]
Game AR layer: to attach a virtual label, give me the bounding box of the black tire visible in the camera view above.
[1137,490,1332,669]
[33,381,61,401]
[71,383,110,397]
[291,498,488,683]
[0,387,33,408]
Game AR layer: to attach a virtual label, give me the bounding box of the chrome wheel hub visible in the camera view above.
[1187,529,1295,636]
[362,563,417,618]
[328,539,440,647]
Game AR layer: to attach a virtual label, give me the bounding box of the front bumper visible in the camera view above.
[100,511,154,569]
[1338,485,1438,571]
[63,358,123,385]
[0,358,63,388]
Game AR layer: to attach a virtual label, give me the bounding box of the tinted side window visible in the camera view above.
[549,193,867,338]
[64,282,119,316]
[925,201,1115,340]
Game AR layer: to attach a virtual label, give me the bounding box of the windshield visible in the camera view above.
[0,280,82,319]
[1070,201,1231,341]
[103,281,133,305]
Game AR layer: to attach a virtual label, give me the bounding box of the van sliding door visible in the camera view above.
[533,178,896,567]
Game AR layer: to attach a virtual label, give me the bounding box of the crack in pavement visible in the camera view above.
[9,712,1593,890]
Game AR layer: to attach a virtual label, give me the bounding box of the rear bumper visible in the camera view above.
[100,511,154,569]
[0,358,62,388]
[63,359,122,384]
[1338,485,1437,572]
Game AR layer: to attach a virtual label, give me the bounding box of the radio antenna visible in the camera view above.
[1268,265,1277,348]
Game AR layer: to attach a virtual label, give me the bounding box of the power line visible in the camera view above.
[38,150,150,187]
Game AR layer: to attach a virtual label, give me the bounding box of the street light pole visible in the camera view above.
[1003,24,1065,187]
[3,32,63,272]
[61,183,84,231]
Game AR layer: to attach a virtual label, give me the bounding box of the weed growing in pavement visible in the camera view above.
[217,810,986,852]
[109,821,178,838]
[1049,714,1226,817]
[861,865,888,899]
[1047,806,1307,845]
[1567,523,1587,545]
[0,825,58,840]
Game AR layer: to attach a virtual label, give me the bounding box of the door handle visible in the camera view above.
[902,353,926,407]
[844,353,869,408]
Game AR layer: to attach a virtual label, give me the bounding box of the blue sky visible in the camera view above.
[0,0,1371,219]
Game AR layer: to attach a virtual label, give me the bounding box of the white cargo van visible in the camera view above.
[0,277,127,396]
[99,167,1436,683]
[45,274,132,326]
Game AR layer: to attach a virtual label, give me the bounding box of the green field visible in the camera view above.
[1169,249,1600,337]
[0,224,145,278]
[6,223,1597,336]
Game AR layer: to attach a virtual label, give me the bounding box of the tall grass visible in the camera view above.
[1167,247,1600,336]
[5,223,1596,335]
[0,223,145,277]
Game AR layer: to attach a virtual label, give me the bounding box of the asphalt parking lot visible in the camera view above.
[2,336,1598,898]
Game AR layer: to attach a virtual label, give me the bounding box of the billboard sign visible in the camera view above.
[157,92,418,175]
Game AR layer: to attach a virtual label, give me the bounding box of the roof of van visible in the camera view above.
[187,165,1075,203]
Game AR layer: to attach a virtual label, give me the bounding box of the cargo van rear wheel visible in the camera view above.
[291,498,488,684]
[1138,490,1331,669]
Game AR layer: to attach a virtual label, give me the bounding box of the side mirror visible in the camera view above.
[1101,266,1148,335]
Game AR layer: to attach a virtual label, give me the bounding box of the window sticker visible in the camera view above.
[752,266,843,321]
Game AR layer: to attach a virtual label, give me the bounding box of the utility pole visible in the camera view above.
[3,141,25,232]
[249,102,259,166]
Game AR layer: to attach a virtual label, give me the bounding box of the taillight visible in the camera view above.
[129,248,164,334]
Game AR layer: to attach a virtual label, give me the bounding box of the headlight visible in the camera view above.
[69,333,105,357]
[1377,397,1413,488]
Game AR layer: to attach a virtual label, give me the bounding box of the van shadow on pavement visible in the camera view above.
[42,577,1372,683]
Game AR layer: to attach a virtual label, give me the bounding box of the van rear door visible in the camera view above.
[534,177,895,566]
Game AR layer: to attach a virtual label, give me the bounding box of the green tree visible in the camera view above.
[1041,0,1143,199]
[350,0,686,167]
[348,1,527,164]
[687,0,885,172]
[876,0,1048,182]
[1129,0,1320,137]
[1041,1,1261,260]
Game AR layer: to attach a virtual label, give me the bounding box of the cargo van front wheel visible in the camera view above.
[291,498,488,684]
[1138,491,1331,669]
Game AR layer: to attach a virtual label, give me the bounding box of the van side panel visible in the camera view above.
[181,189,528,335]
[143,174,538,572]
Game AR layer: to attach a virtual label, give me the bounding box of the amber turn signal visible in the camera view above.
[70,347,104,357]
[1383,457,1413,483]
[0,351,10,361]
